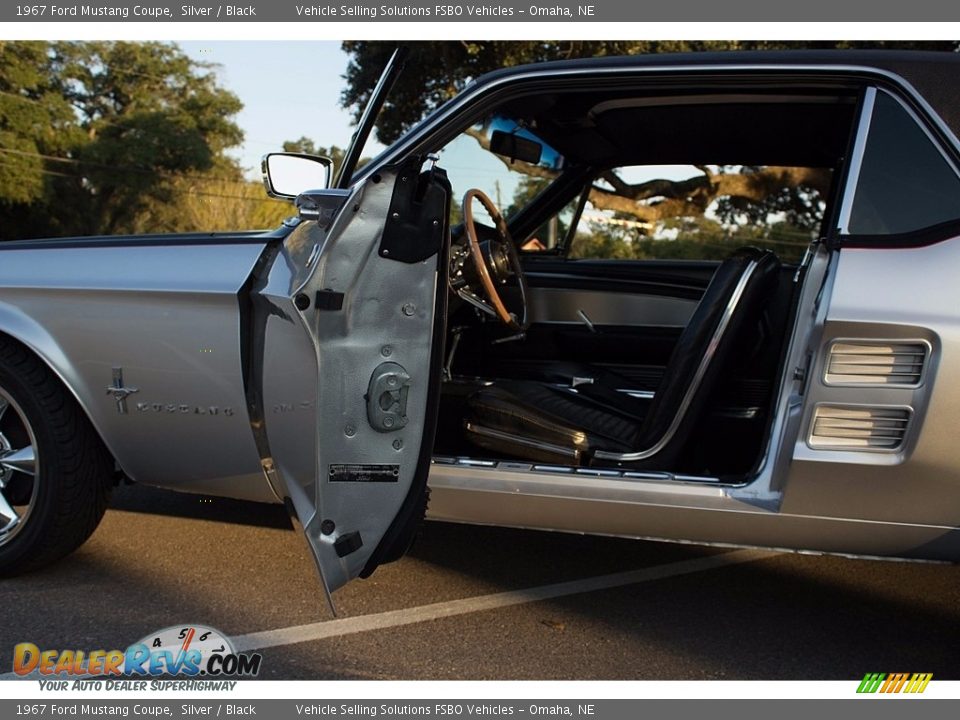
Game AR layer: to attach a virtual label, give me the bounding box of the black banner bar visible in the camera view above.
[4,0,960,21]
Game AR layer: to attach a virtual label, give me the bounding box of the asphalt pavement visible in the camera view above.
[1,482,959,680]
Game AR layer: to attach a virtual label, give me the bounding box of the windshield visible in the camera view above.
[437,116,565,230]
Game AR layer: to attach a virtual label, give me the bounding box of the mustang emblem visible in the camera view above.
[106,367,139,415]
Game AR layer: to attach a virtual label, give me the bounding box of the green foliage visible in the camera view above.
[0,41,282,239]
[0,42,79,206]
[569,214,813,263]
[342,41,959,145]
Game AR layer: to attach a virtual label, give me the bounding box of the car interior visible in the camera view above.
[431,81,861,482]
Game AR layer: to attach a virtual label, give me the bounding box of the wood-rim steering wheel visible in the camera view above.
[461,188,530,332]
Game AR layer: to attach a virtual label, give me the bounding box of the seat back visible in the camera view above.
[607,247,781,465]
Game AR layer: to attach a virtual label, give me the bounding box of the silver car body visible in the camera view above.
[2,52,959,587]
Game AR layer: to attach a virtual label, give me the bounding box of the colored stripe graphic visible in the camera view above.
[857,673,885,693]
[857,672,932,693]
[906,673,933,693]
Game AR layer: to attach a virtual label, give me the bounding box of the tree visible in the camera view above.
[0,41,79,206]
[0,41,266,239]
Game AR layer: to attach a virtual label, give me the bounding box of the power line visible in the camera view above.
[0,159,287,205]
[0,146,261,189]
[0,90,288,177]
[0,88,258,167]
[0,88,155,135]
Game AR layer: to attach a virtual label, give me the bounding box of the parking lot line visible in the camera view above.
[0,549,771,680]
[0,549,773,681]
[231,549,772,653]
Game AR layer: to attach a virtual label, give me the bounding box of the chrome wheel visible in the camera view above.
[0,337,112,575]
[0,388,39,547]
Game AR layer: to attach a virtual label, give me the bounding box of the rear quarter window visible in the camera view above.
[848,91,960,236]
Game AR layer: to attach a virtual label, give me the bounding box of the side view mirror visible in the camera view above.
[261,153,333,200]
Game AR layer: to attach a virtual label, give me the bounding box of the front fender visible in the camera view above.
[0,240,278,503]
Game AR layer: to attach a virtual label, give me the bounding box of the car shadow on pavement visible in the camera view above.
[404,521,960,680]
[108,482,293,529]
[72,483,960,681]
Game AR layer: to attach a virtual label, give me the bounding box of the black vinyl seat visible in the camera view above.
[464,247,781,467]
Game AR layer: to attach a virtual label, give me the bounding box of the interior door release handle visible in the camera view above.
[577,309,599,333]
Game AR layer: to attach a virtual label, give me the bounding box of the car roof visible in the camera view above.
[473,50,960,143]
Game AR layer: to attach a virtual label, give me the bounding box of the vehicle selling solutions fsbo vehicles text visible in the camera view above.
[293,5,590,18]
[294,5,513,17]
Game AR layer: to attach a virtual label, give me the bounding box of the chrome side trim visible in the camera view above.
[593,260,759,463]
[464,421,581,462]
[836,87,875,235]
[431,455,721,485]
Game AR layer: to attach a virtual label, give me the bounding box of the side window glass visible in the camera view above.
[566,165,827,263]
[518,187,580,252]
[848,91,960,236]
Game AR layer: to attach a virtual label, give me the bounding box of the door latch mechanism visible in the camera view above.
[366,362,411,432]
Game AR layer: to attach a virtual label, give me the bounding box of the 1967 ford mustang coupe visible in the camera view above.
[2,50,960,597]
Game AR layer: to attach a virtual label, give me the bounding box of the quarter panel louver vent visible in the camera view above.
[809,405,911,452]
[824,341,928,387]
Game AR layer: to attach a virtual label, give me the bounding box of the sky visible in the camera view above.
[173,40,702,214]
[178,41,385,179]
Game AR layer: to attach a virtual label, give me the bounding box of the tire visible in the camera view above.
[0,337,113,575]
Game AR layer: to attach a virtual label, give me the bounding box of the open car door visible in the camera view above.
[252,49,450,600]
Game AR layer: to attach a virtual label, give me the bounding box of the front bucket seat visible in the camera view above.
[463,247,781,468]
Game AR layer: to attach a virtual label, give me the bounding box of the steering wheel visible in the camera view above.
[461,188,530,332]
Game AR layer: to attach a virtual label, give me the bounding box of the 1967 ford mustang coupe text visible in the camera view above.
[2,50,960,596]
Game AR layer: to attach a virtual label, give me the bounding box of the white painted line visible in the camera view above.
[232,549,772,652]
[1,549,772,680]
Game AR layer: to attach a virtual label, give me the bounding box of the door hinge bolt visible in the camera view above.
[402,303,416,316]
[392,438,403,450]
[344,424,356,437]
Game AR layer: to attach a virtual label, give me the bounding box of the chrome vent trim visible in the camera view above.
[808,405,912,452]
[824,340,928,387]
